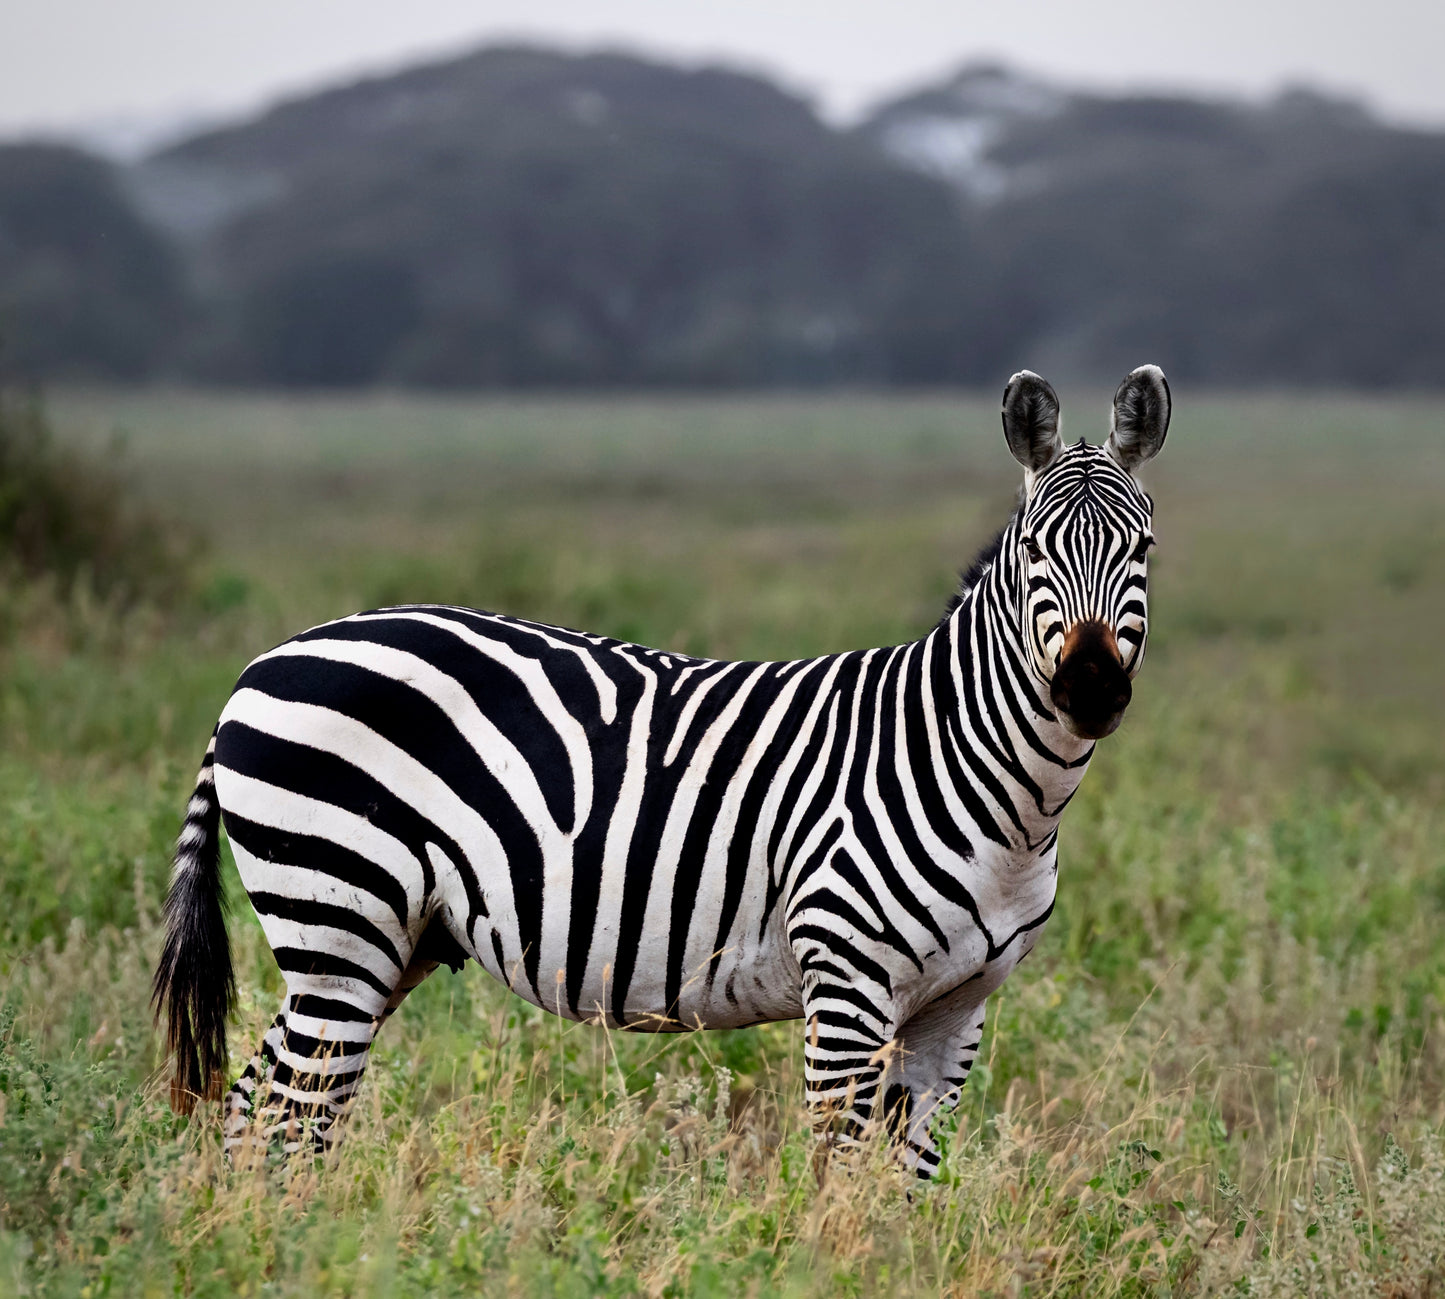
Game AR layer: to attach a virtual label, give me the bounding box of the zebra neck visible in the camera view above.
[919,567,1095,854]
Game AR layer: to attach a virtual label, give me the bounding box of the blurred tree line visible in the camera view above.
[0,381,191,603]
[1,46,1442,388]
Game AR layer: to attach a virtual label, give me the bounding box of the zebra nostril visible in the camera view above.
[1051,621,1133,736]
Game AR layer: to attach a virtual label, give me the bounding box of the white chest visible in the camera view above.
[906,845,1060,1019]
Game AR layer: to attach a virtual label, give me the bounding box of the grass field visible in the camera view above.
[3,387,1445,1296]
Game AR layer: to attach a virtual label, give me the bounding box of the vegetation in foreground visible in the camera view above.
[2,388,1445,1296]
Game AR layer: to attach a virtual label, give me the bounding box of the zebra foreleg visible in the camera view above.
[889,998,989,1179]
[797,967,898,1174]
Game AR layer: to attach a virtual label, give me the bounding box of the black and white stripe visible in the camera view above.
[154,365,1171,1176]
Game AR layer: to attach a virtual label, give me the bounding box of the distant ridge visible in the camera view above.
[855,65,1445,385]
[127,45,967,387]
[1,44,1442,387]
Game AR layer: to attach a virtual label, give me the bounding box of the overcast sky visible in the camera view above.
[5,0,1443,151]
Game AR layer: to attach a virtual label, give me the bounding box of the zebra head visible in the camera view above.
[1001,365,1171,740]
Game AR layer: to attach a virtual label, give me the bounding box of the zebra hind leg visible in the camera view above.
[223,1007,284,1156]
[220,827,452,1158]
[225,984,388,1161]
[225,942,454,1162]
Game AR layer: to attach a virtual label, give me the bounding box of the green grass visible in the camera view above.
[3,387,1445,1295]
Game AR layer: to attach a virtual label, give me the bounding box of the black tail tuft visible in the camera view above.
[152,730,234,1113]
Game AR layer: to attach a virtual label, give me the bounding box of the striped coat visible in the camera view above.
[155,365,1171,1177]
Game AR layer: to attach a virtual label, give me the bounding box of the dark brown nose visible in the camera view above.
[1050,620,1132,740]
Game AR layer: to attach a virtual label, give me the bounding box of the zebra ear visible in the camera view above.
[1106,364,1171,471]
[1001,370,1063,473]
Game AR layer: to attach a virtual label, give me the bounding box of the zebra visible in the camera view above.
[154,365,1170,1177]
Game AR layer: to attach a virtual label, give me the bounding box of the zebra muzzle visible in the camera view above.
[1050,620,1132,740]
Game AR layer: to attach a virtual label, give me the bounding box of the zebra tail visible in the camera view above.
[152,728,235,1113]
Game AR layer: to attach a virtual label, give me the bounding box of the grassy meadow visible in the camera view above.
[2,386,1445,1296]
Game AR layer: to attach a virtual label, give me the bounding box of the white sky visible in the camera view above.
[4,0,1444,150]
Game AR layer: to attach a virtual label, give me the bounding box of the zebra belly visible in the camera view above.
[595,929,803,1031]
[213,681,804,1032]
[485,840,806,1031]
[535,942,806,1032]
[214,610,824,1033]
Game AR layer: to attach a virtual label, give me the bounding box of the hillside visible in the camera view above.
[131,46,969,386]
[859,64,1445,385]
[0,144,187,380]
[1,46,1442,387]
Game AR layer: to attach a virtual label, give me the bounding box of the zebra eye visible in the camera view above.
[1132,537,1154,563]
[1022,536,1044,564]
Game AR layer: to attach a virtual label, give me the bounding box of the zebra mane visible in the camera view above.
[941,512,1017,619]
